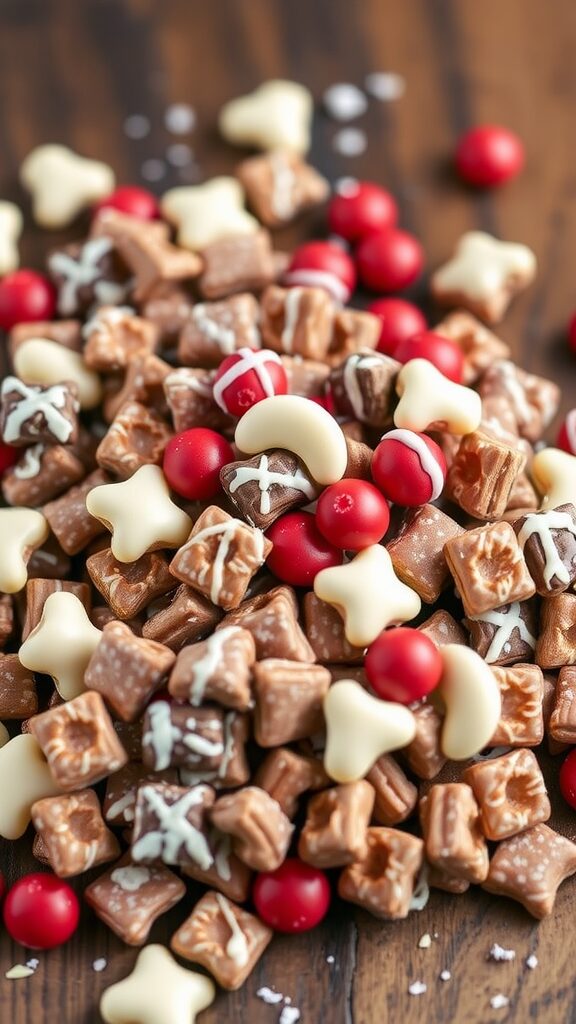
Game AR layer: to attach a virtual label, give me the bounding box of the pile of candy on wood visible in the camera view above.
[1,78,576,1020]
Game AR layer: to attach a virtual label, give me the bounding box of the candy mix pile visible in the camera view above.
[1,78,576,1020]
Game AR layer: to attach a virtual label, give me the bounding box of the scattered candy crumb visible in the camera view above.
[323,83,368,122]
[489,943,516,963]
[439,970,451,982]
[123,114,151,140]
[140,158,166,182]
[257,986,284,1005]
[364,71,406,101]
[164,103,197,135]
[418,933,432,949]
[6,964,35,980]
[408,981,427,996]
[332,128,367,157]
[92,958,107,972]
[166,143,194,168]
[525,954,539,970]
[490,994,510,1010]
[326,955,335,964]
[25,958,39,971]
[279,1007,301,1024]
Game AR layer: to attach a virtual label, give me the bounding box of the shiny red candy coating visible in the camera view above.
[163,427,234,501]
[0,441,18,476]
[315,479,390,551]
[560,749,576,810]
[455,125,524,187]
[367,297,427,357]
[265,511,343,586]
[93,185,160,220]
[355,228,424,292]
[0,270,56,331]
[328,181,398,242]
[253,858,331,933]
[557,411,576,455]
[394,330,465,384]
[3,873,80,949]
[213,348,288,418]
[284,240,356,304]
[365,627,443,704]
[372,430,447,506]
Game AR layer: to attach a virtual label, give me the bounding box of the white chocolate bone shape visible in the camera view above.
[437,644,502,760]
[314,545,421,647]
[432,230,536,308]
[20,144,115,228]
[219,80,313,154]
[13,338,103,410]
[0,201,23,274]
[19,591,102,701]
[0,734,63,839]
[234,394,348,486]
[323,679,416,782]
[394,358,482,435]
[86,464,193,563]
[100,944,215,1024]
[161,177,258,251]
[531,447,576,510]
[0,507,49,593]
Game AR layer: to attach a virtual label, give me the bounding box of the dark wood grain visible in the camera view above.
[2,1,576,1021]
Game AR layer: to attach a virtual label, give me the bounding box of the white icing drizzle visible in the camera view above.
[1,377,75,444]
[469,602,536,664]
[228,453,316,516]
[188,520,265,604]
[517,510,576,588]
[284,267,348,304]
[191,304,236,354]
[496,361,532,427]
[82,305,134,340]
[143,701,183,770]
[381,428,445,500]
[343,354,384,420]
[13,443,44,480]
[48,236,117,315]
[215,893,249,967]
[110,865,151,892]
[280,288,303,353]
[212,347,281,411]
[178,712,237,787]
[188,627,240,705]
[211,829,233,881]
[183,718,224,759]
[132,784,214,868]
[270,152,296,220]
[106,790,136,823]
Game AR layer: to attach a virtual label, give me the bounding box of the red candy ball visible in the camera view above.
[0,270,56,331]
[395,330,465,384]
[213,348,288,418]
[355,228,424,292]
[253,858,331,933]
[365,627,443,704]
[3,873,80,949]
[372,429,447,506]
[163,427,234,501]
[93,185,160,220]
[557,410,576,455]
[315,479,390,551]
[328,181,398,242]
[560,749,576,810]
[455,125,524,188]
[265,511,343,586]
[0,441,18,476]
[284,240,356,304]
[367,298,427,357]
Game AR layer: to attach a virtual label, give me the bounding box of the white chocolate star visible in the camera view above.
[161,177,258,251]
[100,944,215,1024]
[219,80,313,154]
[0,734,63,839]
[86,464,193,563]
[0,508,49,593]
[323,680,416,782]
[13,338,103,410]
[20,144,115,228]
[19,592,102,701]
[431,231,536,323]
[394,358,482,435]
[0,201,22,274]
[314,545,421,647]
[438,645,502,760]
[531,447,576,510]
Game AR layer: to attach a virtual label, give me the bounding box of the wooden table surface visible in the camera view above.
[2,0,576,1021]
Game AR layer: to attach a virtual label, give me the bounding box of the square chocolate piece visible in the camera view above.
[3,442,86,510]
[85,621,176,722]
[329,352,400,427]
[87,547,175,619]
[298,781,375,868]
[367,755,417,827]
[464,748,551,841]
[387,504,464,604]
[491,664,544,746]
[418,609,467,649]
[83,306,157,372]
[549,666,576,742]
[327,309,380,366]
[220,449,319,530]
[142,584,223,652]
[168,626,255,710]
[253,659,330,747]
[254,747,328,819]
[0,376,79,447]
[0,654,37,718]
[478,361,560,443]
[178,294,261,368]
[103,763,178,826]
[444,521,535,617]
[338,827,424,920]
[536,593,576,670]
[433,310,511,385]
[43,469,109,555]
[513,504,576,597]
[163,367,232,434]
[31,789,120,877]
[447,430,526,520]
[131,781,215,870]
[419,782,488,883]
[483,824,576,919]
[199,230,276,300]
[96,401,173,480]
[303,592,365,664]
[210,786,293,872]
[220,584,315,662]
[260,284,334,360]
[464,599,538,666]
[85,854,186,944]
[236,150,328,227]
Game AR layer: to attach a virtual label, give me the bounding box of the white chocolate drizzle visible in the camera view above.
[228,453,316,516]
[516,510,576,589]
[191,304,236,354]
[212,347,281,411]
[215,893,249,967]
[284,267,348,304]
[280,288,303,352]
[342,353,384,421]
[82,305,134,340]
[469,602,536,663]
[187,627,240,705]
[13,443,44,480]
[187,520,265,604]
[381,428,445,501]
[1,377,76,444]
[270,152,296,220]
[110,865,151,892]
[132,784,214,868]
[48,236,125,315]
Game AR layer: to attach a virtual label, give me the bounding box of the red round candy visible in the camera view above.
[0,270,56,331]
[560,749,576,810]
[265,511,343,586]
[213,348,288,418]
[284,240,356,304]
[372,429,447,506]
[366,298,427,357]
[455,125,524,188]
[394,330,465,384]
[253,858,331,933]
[365,627,443,704]
[328,181,398,242]
[315,479,390,551]
[3,873,79,949]
[163,427,234,501]
[93,185,160,220]
[0,441,18,476]
[355,228,424,293]
[557,410,576,455]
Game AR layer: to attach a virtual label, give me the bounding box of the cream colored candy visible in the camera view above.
[0,508,49,593]
[0,201,23,274]
[0,734,63,840]
[394,358,482,435]
[323,680,416,783]
[438,644,502,760]
[432,231,536,312]
[314,545,421,647]
[161,177,258,251]
[219,80,313,155]
[19,591,102,701]
[20,144,115,228]
[0,722,9,748]
[235,394,348,485]
[86,464,193,563]
[531,447,576,510]
[100,944,215,1024]
[13,338,103,410]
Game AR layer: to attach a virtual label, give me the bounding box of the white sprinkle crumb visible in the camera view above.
[141,159,166,182]
[525,954,538,970]
[410,866,431,911]
[440,970,451,982]
[323,83,368,122]
[332,128,367,157]
[489,943,516,963]
[334,176,359,196]
[164,103,196,135]
[490,994,510,1010]
[279,1008,300,1024]
[25,958,39,971]
[6,965,35,980]
[365,71,406,102]
[257,986,284,1005]
[433,932,439,939]
[326,955,335,964]
[92,958,107,973]
[166,143,194,168]
[418,933,432,949]
[124,114,151,140]
[408,981,427,996]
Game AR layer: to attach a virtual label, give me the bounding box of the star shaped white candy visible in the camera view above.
[86,464,193,563]
[99,944,215,1024]
[161,177,258,251]
[0,201,22,275]
[0,508,49,593]
[531,447,576,510]
[394,358,482,435]
[19,591,102,701]
[0,734,63,840]
[219,80,313,154]
[323,680,416,782]
[20,144,115,228]
[431,231,536,323]
[314,545,421,647]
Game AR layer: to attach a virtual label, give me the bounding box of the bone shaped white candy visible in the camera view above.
[0,734,64,839]
[219,80,313,154]
[19,591,102,701]
[0,201,23,274]
[13,338,103,410]
[161,177,258,251]
[0,508,49,593]
[323,680,416,782]
[431,231,536,323]
[394,358,482,435]
[100,944,215,1024]
[437,644,502,760]
[20,144,115,228]
[531,447,576,510]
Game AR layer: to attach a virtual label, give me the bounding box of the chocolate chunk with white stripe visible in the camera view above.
[220,449,319,529]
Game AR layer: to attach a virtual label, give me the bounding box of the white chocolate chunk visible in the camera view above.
[100,944,215,1024]
[323,680,416,782]
[13,338,103,410]
[531,447,576,510]
[394,358,482,435]
[438,644,502,760]
[0,508,49,593]
[19,591,102,701]
[432,231,536,304]
[161,177,258,251]
[0,734,63,839]
[234,394,348,485]
[219,80,313,154]
[0,201,23,274]
[20,144,115,228]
